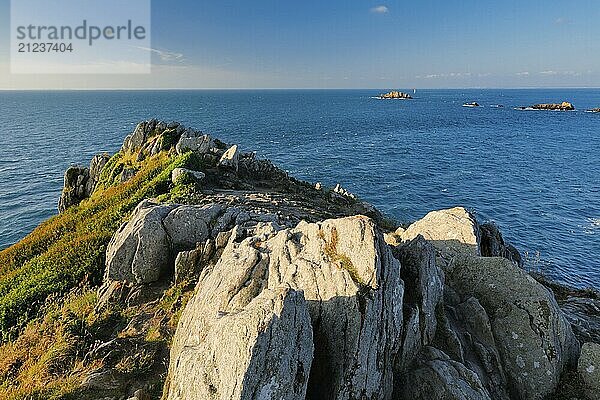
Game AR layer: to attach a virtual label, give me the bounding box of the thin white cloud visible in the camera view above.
[370,5,389,14]
[554,17,572,25]
[418,72,472,79]
[516,71,530,76]
[540,70,581,76]
[136,46,185,63]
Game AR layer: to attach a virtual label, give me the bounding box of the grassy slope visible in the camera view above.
[0,144,198,399]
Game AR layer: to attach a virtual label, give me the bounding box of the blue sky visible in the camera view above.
[1,0,599,89]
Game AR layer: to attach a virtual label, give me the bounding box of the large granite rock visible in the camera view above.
[401,207,480,258]
[121,121,153,154]
[104,201,288,287]
[58,166,90,212]
[393,235,444,371]
[173,239,215,284]
[269,217,403,399]
[166,287,313,400]
[219,144,240,172]
[171,167,206,185]
[175,129,216,155]
[163,204,223,252]
[446,256,580,399]
[392,234,511,400]
[58,153,110,212]
[479,222,523,266]
[578,342,600,400]
[86,153,110,194]
[558,295,600,344]
[445,296,511,400]
[395,207,576,400]
[167,216,404,400]
[105,203,224,285]
[401,346,492,400]
[105,200,175,284]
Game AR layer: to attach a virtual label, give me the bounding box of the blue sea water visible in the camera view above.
[0,89,598,288]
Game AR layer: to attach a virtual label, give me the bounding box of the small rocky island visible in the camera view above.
[586,108,600,113]
[517,101,575,111]
[0,119,599,400]
[376,90,413,99]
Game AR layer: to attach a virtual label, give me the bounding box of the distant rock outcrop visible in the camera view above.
[376,90,413,99]
[534,101,575,110]
[517,101,575,111]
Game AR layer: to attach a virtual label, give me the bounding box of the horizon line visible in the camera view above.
[1,86,600,91]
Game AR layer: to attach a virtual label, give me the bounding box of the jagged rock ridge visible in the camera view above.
[49,119,599,400]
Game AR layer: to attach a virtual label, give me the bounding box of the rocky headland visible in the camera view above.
[0,119,599,400]
[517,101,575,111]
[376,91,413,100]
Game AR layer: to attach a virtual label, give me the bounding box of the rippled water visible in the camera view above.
[0,89,598,288]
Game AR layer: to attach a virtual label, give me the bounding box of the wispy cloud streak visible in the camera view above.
[136,47,185,63]
[370,5,389,14]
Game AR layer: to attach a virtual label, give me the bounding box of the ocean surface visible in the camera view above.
[0,89,598,288]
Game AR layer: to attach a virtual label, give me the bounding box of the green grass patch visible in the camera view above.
[0,150,193,341]
[0,289,102,400]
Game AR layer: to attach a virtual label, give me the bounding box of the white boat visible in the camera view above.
[462,102,480,108]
